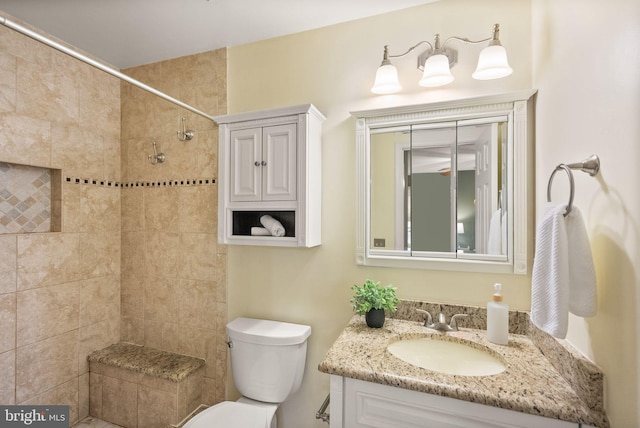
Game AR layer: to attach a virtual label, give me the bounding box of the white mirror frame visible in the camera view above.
[353,90,537,274]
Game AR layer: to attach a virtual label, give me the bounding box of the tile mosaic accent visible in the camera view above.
[0,162,52,234]
[64,176,216,188]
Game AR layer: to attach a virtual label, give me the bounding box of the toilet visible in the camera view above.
[184,317,312,428]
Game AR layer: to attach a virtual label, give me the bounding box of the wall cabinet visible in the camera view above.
[215,104,324,247]
[230,123,297,202]
[330,376,590,428]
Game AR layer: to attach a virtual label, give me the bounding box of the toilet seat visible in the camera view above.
[183,401,271,428]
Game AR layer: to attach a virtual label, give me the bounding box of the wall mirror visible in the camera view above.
[353,90,536,274]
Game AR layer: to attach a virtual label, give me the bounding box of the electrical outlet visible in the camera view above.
[373,238,386,247]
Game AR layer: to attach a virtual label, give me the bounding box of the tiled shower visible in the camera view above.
[0,16,228,425]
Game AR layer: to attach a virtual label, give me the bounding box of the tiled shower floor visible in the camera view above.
[72,416,123,428]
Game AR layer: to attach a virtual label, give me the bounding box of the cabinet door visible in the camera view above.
[230,128,261,202]
[262,123,297,201]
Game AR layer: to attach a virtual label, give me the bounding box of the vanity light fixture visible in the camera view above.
[371,24,512,94]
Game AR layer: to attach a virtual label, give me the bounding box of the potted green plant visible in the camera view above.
[351,279,400,328]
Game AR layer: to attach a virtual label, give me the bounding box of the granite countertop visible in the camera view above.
[88,342,205,382]
[318,315,608,428]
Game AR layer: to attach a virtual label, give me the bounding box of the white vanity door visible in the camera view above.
[262,123,297,201]
[230,127,262,202]
[333,376,579,428]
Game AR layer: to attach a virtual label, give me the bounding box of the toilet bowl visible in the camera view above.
[183,317,311,428]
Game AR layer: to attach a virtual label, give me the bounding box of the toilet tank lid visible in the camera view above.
[227,318,311,345]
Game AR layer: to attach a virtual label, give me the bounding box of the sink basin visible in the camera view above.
[387,337,506,376]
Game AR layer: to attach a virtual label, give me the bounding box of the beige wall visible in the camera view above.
[0,18,121,424]
[532,0,640,426]
[226,1,533,426]
[120,50,228,405]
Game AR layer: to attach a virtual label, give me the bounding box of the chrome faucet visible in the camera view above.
[416,309,468,332]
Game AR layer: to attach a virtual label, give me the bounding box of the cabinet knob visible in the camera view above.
[254,161,260,166]
[261,161,267,166]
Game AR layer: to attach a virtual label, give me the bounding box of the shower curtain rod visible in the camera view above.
[0,16,217,122]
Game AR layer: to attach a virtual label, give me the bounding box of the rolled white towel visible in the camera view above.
[260,215,285,237]
[251,227,271,236]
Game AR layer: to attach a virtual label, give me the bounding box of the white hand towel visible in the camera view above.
[531,203,570,338]
[251,227,271,236]
[487,209,502,255]
[566,206,597,317]
[260,215,285,237]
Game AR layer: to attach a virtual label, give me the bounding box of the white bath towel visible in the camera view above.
[260,215,285,237]
[531,203,570,338]
[251,227,271,236]
[566,206,597,317]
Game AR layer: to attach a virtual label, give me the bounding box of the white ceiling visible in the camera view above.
[0,0,439,69]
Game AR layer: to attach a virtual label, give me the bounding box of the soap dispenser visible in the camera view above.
[487,283,509,345]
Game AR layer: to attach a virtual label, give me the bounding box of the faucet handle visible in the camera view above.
[415,309,433,327]
[449,314,468,331]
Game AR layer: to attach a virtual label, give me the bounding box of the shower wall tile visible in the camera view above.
[161,323,214,360]
[0,293,16,353]
[0,235,17,294]
[144,275,180,324]
[121,231,146,278]
[178,233,218,281]
[78,318,119,375]
[51,124,104,179]
[15,329,79,403]
[16,57,79,125]
[62,183,82,233]
[81,186,121,233]
[120,316,144,345]
[78,372,90,421]
[16,281,80,347]
[17,233,81,290]
[178,185,216,234]
[145,232,179,278]
[79,232,121,279]
[0,17,121,425]
[121,186,145,232]
[0,52,17,113]
[120,48,227,409]
[0,113,51,167]
[120,271,143,320]
[20,377,79,424]
[80,275,120,328]
[145,187,180,231]
[0,350,16,404]
[177,279,216,330]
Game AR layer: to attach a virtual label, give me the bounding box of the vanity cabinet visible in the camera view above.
[330,376,590,428]
[215,104,324,247]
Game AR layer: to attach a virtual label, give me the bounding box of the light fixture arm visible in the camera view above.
[385,40,434,60]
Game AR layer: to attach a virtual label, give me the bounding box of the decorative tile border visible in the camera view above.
[64,176,216,188]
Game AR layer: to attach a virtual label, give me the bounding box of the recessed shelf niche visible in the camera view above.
[0,161,62,234]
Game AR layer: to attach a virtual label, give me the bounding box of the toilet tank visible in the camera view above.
[227,318,311,403]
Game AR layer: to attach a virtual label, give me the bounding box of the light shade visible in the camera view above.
[472,44,513,80]
[419,54,454,87]
[371,63,402,94]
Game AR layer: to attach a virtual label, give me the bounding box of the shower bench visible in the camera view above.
[88,342,205,428]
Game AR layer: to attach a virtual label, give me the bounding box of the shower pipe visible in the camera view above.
[0,16,216,122]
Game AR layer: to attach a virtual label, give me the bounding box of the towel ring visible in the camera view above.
[547,164,575,216]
